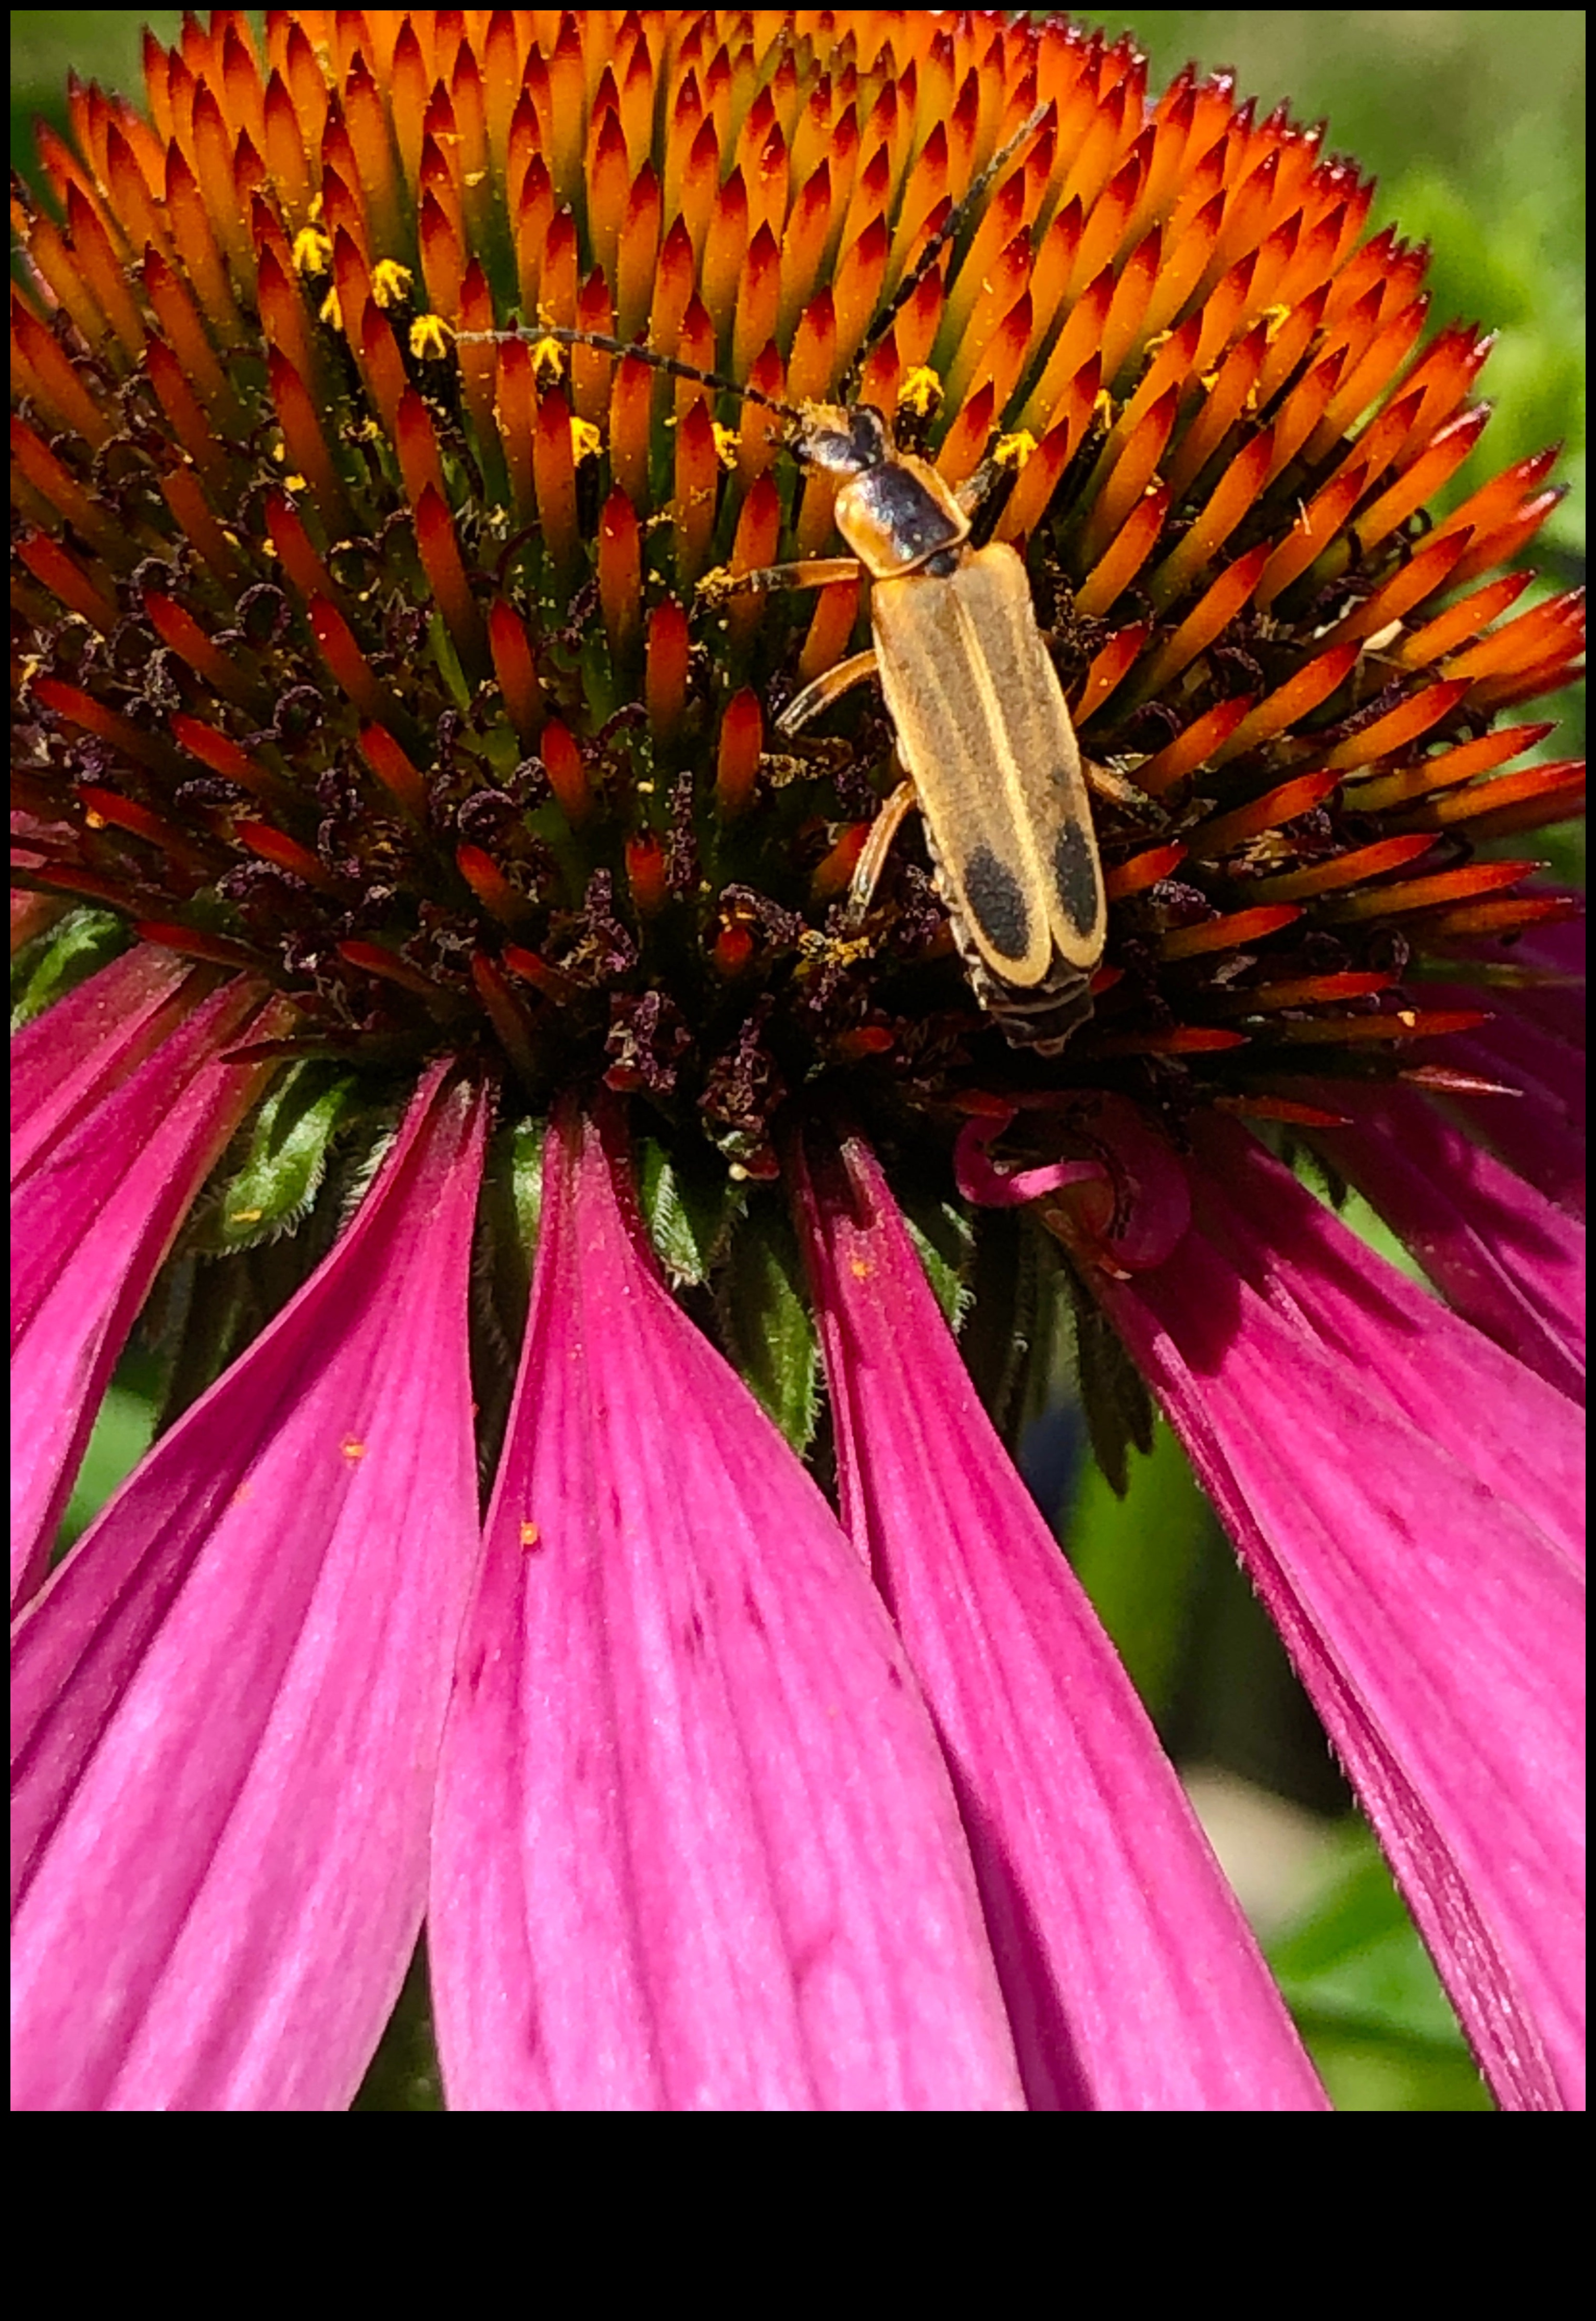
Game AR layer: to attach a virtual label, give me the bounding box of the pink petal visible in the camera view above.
[11,976,278,1605]
[11,1064,486,2112]
[792,1130,1327,2112]
[1507,908,1585,1046]
[1094,1120,1585,2110]
[1187,1117,1581,1568]
[430,1100,1024,2111]
[1446,1016,1585,1220]
[1428,903,1584,1217]
[12,942,195,1184]
[1309,1084,1583,1405]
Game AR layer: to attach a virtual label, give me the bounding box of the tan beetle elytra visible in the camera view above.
[459,104,1106,1054]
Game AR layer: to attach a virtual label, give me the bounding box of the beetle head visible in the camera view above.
[790,403,894,478]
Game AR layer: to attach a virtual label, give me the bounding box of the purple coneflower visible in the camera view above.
[11,10,1583,2110]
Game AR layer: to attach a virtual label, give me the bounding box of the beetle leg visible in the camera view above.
[844,776,920,925]
[953,458,1005,517]
[777,648,880,737]
[1084,757,1163,822]
[698,555,863,606]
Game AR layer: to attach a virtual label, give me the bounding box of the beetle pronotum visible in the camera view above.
[462,103,1107,1055]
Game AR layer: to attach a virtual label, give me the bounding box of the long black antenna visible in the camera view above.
[454,98,1053,423]
[844,97,1053,394]
[454,320,811,427]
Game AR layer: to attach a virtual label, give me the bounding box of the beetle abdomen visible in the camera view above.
[921,818,1096,1056]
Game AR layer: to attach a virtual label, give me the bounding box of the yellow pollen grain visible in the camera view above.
[341,1437,368,1461]
[318,286,343,329]
[409,314,453,361]
[227,1207,266,1227]
[570,416,603,464]
[529,336,566,383]
[994,429,1038,471]
[520,1520,540,1549]
[712,421,740,470]
[797,930,871,976]
[371,259,414,308]
[897,366,943,420]
[850,1257,871,1280]
[292,225,333,277]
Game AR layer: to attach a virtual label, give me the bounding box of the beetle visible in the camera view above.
[459,103,1107,1054]
[757,395,1106,1053]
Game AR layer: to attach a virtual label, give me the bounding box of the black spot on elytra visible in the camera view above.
[962,845,1030,962]
[1053,817,1102,937]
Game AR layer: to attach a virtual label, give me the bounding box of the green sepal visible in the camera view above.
[353,1939,444,2113]
[959,1206,1058,1452]
[717,1202,820,1455]
[155,1231,330,1429]
[1012,1223,1067,1447]
[469,1114,548,1494]
[472,1110,546,1342]
[1066,1267,1156,1497]
[637,1135,747,1287]
[206,1061,357,1251]
[898,1187,976,1332]
[507,1112,547,1251]
[11,907,127,1030]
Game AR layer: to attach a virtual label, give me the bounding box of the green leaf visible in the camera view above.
[1269,1831,1472,2046]
[717,1204,820,1454]
[55,1378,158,1557]
[1262,1819,1494,2116]
[1266,1824,1489,2111]
[11,907,127,1029]
[1065,1416,1211,1727]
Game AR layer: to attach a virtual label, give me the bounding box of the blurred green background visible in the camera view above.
[14,10,1581,2113]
